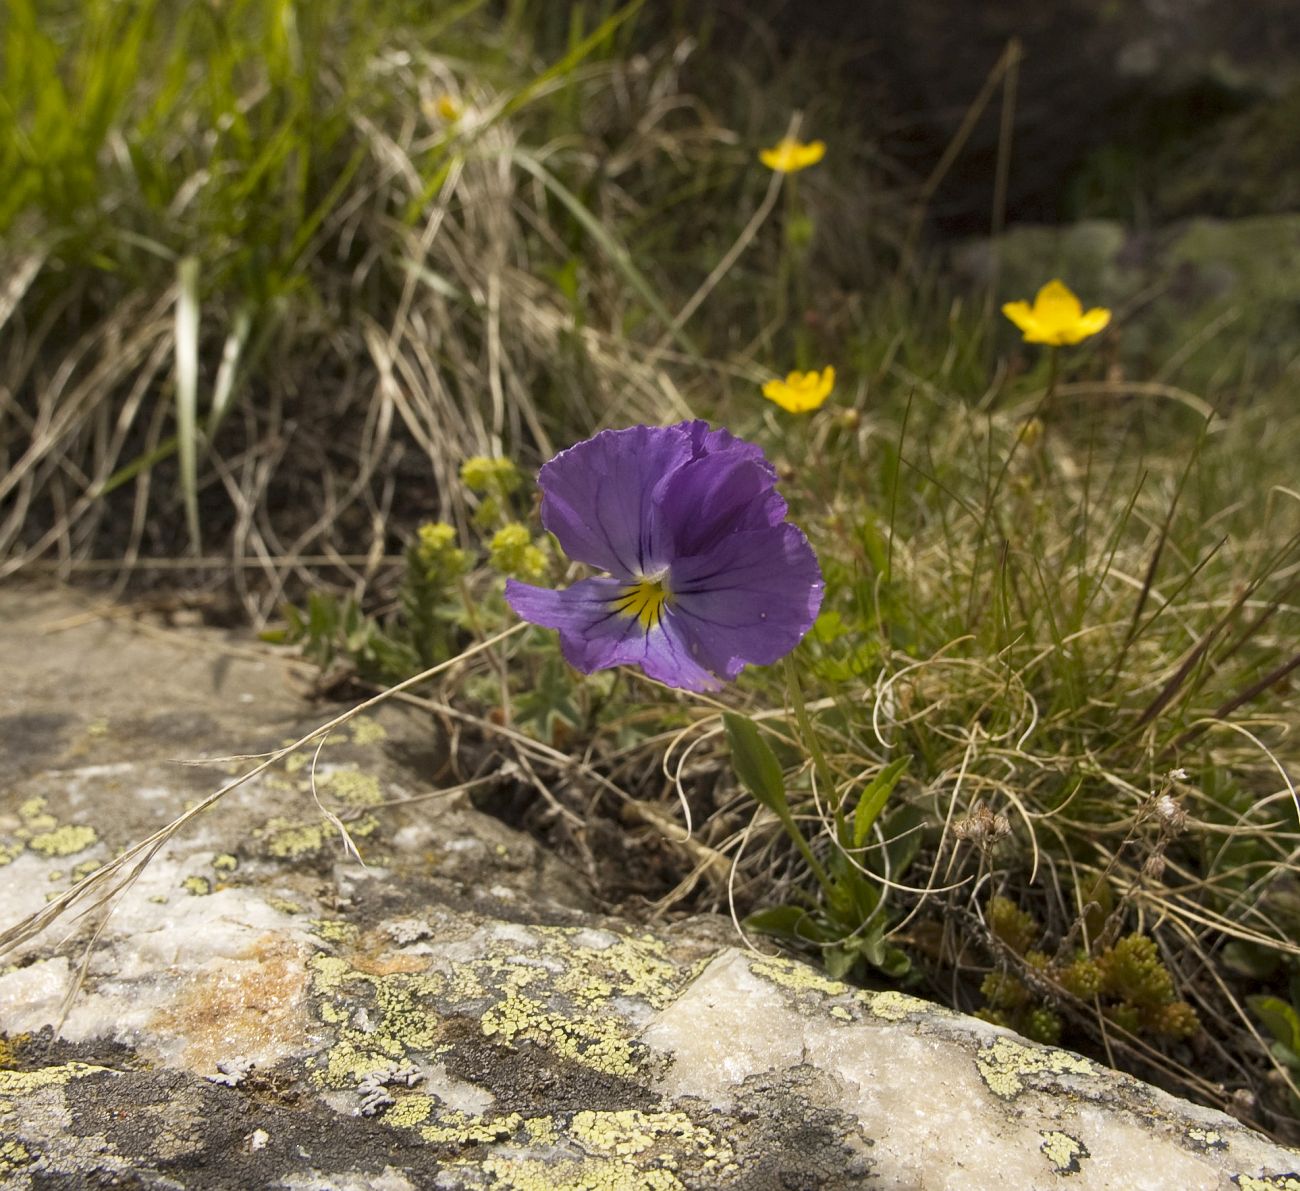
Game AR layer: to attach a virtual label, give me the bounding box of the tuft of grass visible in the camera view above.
[4,0,902,615]
[684,324,1300,1133]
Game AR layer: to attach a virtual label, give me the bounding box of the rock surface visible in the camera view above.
[2,584,1299,1189]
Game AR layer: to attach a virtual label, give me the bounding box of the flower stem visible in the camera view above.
[785,655,847,848]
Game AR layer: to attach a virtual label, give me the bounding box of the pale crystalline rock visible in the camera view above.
[642,949,1300,1191]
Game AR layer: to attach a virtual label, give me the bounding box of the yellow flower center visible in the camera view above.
[612,575,670,631]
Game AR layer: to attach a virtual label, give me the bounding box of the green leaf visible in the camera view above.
[882,803,925,879]
[745,905,832,944]
[852,756,910,848]
[724,713,788,815]
[1222,942,1281,981]
[1249,995,1300,1058]
[823,944,857,980]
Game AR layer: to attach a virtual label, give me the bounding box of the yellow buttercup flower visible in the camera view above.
[759,137,826,173]
[1002,279,1111,346]
[762,366,835,413]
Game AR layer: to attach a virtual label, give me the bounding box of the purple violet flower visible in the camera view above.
[505,422,824,692]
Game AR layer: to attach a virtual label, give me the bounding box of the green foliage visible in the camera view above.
[727,712,913,981]
[264,521,470,683]
[978,898,1200,1047]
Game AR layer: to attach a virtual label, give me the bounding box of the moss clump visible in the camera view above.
[978,901,1198,1045]
[0,1034,27,1069]
[988,896,1038,956]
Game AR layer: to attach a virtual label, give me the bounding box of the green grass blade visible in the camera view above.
[175,256,201,554]
[510,149,696,357]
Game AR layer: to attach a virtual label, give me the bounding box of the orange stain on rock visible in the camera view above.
[149,934,312,1074]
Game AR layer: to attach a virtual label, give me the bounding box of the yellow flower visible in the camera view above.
[1001,279,1111,346]
[435,93,462,121]
[759,137,826,173]
[762,366,835,413]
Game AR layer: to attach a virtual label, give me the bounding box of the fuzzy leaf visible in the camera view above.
[852,756,910,848]
[1249,995,1300,1058]
[724,713,788,815]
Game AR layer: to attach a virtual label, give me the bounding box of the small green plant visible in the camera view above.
[977,895,1200,1047]
[725,710,915,980]
[1249,973,1300,1116]
[264,456,550,688]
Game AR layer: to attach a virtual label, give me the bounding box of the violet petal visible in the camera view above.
[667,522,824,678]
[537,426,692,579]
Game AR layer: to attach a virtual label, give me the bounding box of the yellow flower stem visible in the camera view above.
[965,347,1060,625]
[785,655,847,853]
[1045,344,1059,407]
[773,183,793,339]
[785,176,813,366]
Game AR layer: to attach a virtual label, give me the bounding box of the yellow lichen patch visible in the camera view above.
[1236,1178,1300,1191]
[547,931,682,1011]
[181,875,211,896]
[480,989,642,1078]
[72,859,99,880]
[479,1155,685,1191]
[829,1006,853,1022]
[307,954,443,1088]
[384,1094,434,1129]
[258,814,378,860]
[571,1109,729,1166]
[1039,1130,1089,1175]
[19,798,57,830]
[420,1110,523,1145]
[349,716,388,747]
[311,919,359,946]
[751,955,850,999]
[524,1115,558,1145]
[285,752,309,775]
[0,1062,111,1096]
[320,769,384,808]
[28,824,97,858]
[266,896,302,915]
[861,989,932,1022]
[975,1036,1095,1099]
[212,853,239,872]
[1185,1126,1226,1151]
[0,1140,33,1175]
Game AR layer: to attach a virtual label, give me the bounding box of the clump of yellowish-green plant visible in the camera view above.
[977,895,1199,1047]
[268,456,547,685]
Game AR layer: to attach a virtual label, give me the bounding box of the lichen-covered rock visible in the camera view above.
[2,586,1299,1189]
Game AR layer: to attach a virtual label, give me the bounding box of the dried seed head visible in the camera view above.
[1153,793,1187,832]
[954,801,1011,848]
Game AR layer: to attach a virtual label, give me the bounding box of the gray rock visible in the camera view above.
[2,586,1298,1188]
